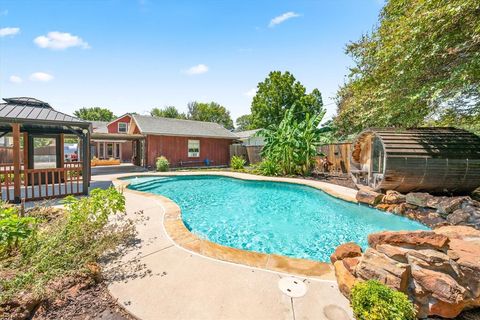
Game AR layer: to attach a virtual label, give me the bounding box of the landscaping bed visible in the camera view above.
[0,188,136,320]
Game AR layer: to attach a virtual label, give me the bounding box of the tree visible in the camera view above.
[235,114,254,131]
[334,0,480,135]
[250,71,324,128]
[74,107,115,122]
[150,106,186,119]
[187,101,234,129]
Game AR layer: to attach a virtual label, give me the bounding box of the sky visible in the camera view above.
[0,0,383,124]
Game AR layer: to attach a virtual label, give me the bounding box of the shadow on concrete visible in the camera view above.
[92,164,147,176]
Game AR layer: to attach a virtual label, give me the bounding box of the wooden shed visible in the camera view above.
[350,128,480,194]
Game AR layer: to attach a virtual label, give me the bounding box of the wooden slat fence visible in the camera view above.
[229,144,248,162]
[316,143,352,174]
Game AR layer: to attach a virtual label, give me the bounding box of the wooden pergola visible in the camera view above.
[0,97,91,203]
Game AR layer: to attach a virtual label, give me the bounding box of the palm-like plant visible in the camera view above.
[261,107,325,176]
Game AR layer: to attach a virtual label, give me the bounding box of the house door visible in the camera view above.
[132,140,144,166]
[106,143,114,159]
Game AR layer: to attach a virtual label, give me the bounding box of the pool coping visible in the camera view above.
[113,171,359,279]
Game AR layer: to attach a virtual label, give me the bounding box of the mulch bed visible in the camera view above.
[31,281,135,320]
[1,272,136,320]
[309,172,358,189]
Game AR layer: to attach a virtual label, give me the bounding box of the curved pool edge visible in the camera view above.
[113,171,361,279]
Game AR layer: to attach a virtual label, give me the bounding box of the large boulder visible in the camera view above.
[406,249,455,275]
[434,225,480,240]
[376,243,410,263]
[368,230,450,251]
[412,267,468,318]
[406,192,435,207]
[330,242,362,264]
[435,197,470,216]
[356,188,384,206]
[333,260,358,298]
[355,248,410,293]
[383,190,406,204]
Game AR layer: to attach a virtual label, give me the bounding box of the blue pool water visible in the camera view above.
[126,175,428,262]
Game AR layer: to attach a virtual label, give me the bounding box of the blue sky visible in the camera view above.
[0,0,383,123]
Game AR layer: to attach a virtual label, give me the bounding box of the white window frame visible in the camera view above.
[118,122,128,133]
[188,140,200,158]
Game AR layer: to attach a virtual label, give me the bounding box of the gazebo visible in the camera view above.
[0,97,91,203]
[350,127,480,194]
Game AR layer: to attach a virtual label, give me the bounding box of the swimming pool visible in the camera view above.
[126,175,428,262]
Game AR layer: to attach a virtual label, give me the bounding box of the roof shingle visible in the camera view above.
[132,114,237,139]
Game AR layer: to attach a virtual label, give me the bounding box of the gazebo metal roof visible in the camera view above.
[0,97,90,127]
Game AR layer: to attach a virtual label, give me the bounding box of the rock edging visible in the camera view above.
[331,226,480,318]
[356,189,480,230]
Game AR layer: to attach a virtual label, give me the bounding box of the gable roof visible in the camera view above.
[0,97,89,127]
[131,114,237,139]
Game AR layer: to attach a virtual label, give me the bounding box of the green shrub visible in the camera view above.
[261,108,325,176]
[156,156,170,172]
[230,155,246,170]
[0,187,132,302]
[0,203,37,255]
[257,158,281,176]
[351,280,416,320]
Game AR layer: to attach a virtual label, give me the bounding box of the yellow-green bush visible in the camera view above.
[351,280,416,320]
[230,155,246,171]
[156,156,170,172]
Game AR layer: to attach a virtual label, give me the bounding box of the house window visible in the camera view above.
[118,122,128,133]
[188,140,200,157]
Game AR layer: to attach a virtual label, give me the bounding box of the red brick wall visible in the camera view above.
[146,135,233,167]
[107,115,132,133]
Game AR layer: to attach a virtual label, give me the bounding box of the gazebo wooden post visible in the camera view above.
[82,131,90,195]
[59,133,65,168]
[23,132,28,186]
[12,123,21,203]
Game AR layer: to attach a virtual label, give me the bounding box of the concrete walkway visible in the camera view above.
[94,172,354,320]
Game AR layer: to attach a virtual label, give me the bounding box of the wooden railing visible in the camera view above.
[0,163,83,202]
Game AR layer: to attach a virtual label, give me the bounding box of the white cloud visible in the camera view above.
[9,75,22,84]
[34,31,90,50]
[29,72,54,82]
[0,27,20,37]
[245,88,256,98]
[183,64,209,75]
[269,12,301,27]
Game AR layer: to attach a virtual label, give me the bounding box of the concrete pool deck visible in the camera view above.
[99,171,356,320]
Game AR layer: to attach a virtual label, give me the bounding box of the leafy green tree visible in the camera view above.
[261,107,325,176]
[74,107,115,122]
[235,114,255,131]
[251,71,324,128]
[187,101,234,129]
[150,106,186,119]
[334,0,480,135]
